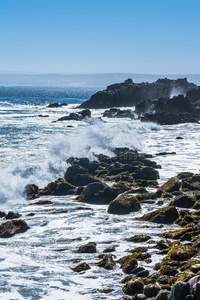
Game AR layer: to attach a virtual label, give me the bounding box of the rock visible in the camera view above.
[155,95,191,114]
[24,184,39,199]
[169,195,195,208]
[39,179,76,196]
[103,108,135,119]
[141,112,183,125]
[188,275,200,299]
[47,103,68,108]
[64,165,98,186]
[0,219,29,238]
[108,194,141,215]
[155,290,170,300]
[135,99,153,114]
[77,182,107,203]
[119,255,138,274]
[0,212,6,218]
[139,206,179,224]
[92,186,120,204]
[71,262,90,272]
[169,281,190,300]
[144,283,160,298]
[5,211,22,220]
[97,254,116,270]
[56,109,91,122]
[187,87,200,103]
[123,278,144,295]
[76,242,97,253]
[126,235,151,243]
[80,78,196,109]
[160,177,180,193]
[168,245,197,261]
[139,166,159,180]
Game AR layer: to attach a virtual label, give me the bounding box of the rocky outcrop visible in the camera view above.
[0,219,29,238]
[56,109,91,121]
[80,78,196,109]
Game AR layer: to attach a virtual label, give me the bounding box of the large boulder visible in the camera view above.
[139,166,159,180]
[39,178,76,196]
[108,194,141,215]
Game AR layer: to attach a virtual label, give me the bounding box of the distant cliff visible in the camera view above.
[80,78,197,108]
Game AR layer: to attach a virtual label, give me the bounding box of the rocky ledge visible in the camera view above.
[79,78,196,109]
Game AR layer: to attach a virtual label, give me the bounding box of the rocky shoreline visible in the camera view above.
[1,146,200,299]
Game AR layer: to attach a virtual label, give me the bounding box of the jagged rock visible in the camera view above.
[80,78,196,108]
[108,194,141,215]
[0,219,29,238]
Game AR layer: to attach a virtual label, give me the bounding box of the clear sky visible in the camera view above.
[0,0,200,74]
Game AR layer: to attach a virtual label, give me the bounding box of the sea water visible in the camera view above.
[0,86,200,299]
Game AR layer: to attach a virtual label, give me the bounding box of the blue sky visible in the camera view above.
[0,0,200,74]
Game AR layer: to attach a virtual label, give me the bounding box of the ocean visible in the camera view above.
[0,86,200,299]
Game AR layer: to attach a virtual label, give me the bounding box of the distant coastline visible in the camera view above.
[1,73,200,87]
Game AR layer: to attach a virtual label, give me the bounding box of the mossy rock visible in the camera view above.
[160,264,178,276]
[39,179,76,196]
[5,211,22,220]
[160,177,180,193]
[77,182,106,203]
[108,194,141,215]
[139,206,179,224]
[123,278,144,295]
[76,242,97,253]
[168,245,197,261]
[119,255,138,274]
[112,181,131,192]
[160,226,200,241]
[71,262,90,272]
[24,184,39,199]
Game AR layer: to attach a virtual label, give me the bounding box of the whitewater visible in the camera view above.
[0,87,200,300]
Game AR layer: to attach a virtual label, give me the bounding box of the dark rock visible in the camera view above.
[169,281,190,300]
[126,235,151,243]
[92,186,120,204]
[144,283,160,298]
[71,262,90,272]
[0,211,6,218]
[155,290,170,300]
[24,184,39,199]
[160,177,180,193]
[168,245,197,261]
[139,166,159,180]
[0,219,29,238]
[56,109,91,122]
[103,108,135,119]
[29,200,53,205]
[169,195,195,208]
[5,211,22,220]
[155,95,191,115]
[80,78,196,109]
[64,165,98,186]
[108,194,141,215]
[39,179,76,196]
[139,206,179,224]
[76,242,96,253]
[187,87,200,103]
[77,182,107,203]
[96,254,116,270]
[123,278,144,295]
[47,103,68,108]
[119,255,138,274]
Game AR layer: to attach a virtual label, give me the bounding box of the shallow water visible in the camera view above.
[0,87,199,299]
